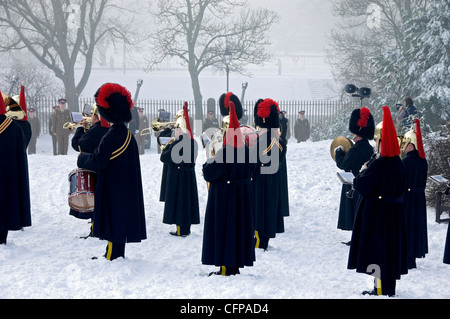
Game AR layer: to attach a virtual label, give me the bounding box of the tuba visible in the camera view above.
[330,136,354,162]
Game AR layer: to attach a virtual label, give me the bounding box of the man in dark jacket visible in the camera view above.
[401,119,428,269]
[202,100,256,276]
[252,98,286,251]
[294,111,310,143]
[161,103,199,237]
[334,108,375,243]
[77,83,147,261]
[348,106,408,297]
[70,105,110,236]
[0,95,32,245]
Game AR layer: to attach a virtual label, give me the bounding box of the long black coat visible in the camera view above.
[348,156,408,283]
[335,139,374,230]
[252,130,286,240]
[0,115,31,232]
[444,225,450,265]
[279,120,290,217]
[77,124,147,244]
[402,150,428,266]
[70,122,109,220]
[202,145,256,268]
[160,134,200,227]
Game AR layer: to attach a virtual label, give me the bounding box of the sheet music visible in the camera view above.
[337,171,355,185]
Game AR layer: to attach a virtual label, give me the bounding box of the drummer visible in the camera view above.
[333,108,375,244]
[70,104,110,237]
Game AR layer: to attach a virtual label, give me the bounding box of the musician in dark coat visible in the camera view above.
[160,103,200,237]
[202,101,256,276]
[334,108,375,240]
[348,106,408,297]
[279,111,290,217]
[0,97,31,245]
[401,119,428,269]
[444,223,450,265]
[70,106,110,234]
[252,99,286,251]
[77,83,147,261]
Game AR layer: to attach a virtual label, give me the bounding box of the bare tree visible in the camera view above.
[147,0,279,133]
[0,0,141,111]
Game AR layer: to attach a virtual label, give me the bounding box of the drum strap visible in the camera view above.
[110,130,131,160]
[263,137,283,155]
[0,118,12,134]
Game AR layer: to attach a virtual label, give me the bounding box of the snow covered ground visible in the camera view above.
[1,133,449,300]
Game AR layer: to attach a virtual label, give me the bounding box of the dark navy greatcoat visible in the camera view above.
[402,150,428,268]
[15,120,32,147]
[444,225,450,265]
[335,139,374,231]
[77,123,147,244]
[252,130,286,241]
[70,122,109,219]
[160,134,200,228]
[202,145,256,269]
[0,115,31,232]
[348,156,408,284]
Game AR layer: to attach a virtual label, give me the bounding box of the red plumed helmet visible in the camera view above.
[19,86,28,121]
[0,93,6,115]
[415,119,426,159]
[380,106,400,157]
[224,101,244,149]
[183,102,193,139]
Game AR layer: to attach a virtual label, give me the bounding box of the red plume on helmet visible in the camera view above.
[0,94,6,115]
[20,86,28,121]
[380,106,400,157]
[183,102,193,139]
[224,101,244,149]
[415,118,426,159]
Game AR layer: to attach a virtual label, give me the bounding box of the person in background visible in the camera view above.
[27,108,40,155]
[137,107,149,155]
[294,110,310,143]
[395,97,418,134]
[52,98,72,155]
[50,105,59,155]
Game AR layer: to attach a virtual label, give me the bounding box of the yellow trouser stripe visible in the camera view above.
[255,231,260,248]
[106,242,113,260]
[376,279,382,295]
[177,226,180,236]
[221,266,226,276]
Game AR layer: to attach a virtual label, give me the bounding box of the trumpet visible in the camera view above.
[63,117,92,131]
[151,118,178,132]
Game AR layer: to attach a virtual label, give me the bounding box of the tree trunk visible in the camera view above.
[188,66,203,136]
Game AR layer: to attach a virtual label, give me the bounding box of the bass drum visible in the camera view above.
[68,169,97,213]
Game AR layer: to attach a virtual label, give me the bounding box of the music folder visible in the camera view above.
[337,171,355,185]
[429,175,449,185]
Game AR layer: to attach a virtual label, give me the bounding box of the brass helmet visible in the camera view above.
[174,108,186,133]
[402,126,418,153]
[374,122,383,151]
[5,93,26,121]
[221,115,230,132]
[374,121,403,152]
